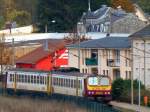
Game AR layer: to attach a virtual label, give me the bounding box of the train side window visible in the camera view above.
[80,80,82,89]
[10,74,12,82]
[70,79,73,88]
[22,75,25,83]
[44,76,47,85]
[27,75,30,83]
[12,74,14,82]
[73,80,75,88]
[24,75,27,83]
[17,75,19,82]
[34,76,36,84]
[31,75,33,83]
[19,75,21,82]
[59,78,62,86]
[61,78,64,87]
[58,78,60,86]
[37,76,39,84]
[40,76,44,84]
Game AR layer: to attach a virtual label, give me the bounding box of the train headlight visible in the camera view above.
[92,91,94,94]
[88,91,91,95]
[108,92,110,94]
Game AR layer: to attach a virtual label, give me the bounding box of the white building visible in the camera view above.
[67,36,131,81]
[130,25,150,89]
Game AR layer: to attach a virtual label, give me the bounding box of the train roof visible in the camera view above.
[6,68,92,77]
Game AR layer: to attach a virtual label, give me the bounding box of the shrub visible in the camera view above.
[112,78,124,100]
[112,78,150,105]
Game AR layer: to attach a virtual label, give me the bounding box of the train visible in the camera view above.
[3,68,112,101]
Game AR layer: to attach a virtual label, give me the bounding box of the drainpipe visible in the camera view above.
[143,39,146,86]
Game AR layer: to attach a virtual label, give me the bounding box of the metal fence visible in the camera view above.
[47,94,120,112]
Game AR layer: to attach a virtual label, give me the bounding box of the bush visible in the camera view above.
[112,78,124,100]
[112,78,147,104]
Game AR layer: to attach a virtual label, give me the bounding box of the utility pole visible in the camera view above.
[12,38,15,67]
[131,40,134,105]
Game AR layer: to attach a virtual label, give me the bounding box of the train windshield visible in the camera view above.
[88,77,110,86]
[88,77,98,85]
[99,77,110,86]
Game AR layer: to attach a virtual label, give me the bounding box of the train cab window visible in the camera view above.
[99,77,109,86]
[88,77,98,86]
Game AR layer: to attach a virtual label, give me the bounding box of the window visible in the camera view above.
[25,75,27,83]
[135,43,139,47]
[91,49,98,59]
[103,70,105,75]
[71,79,73,88]
[114,50,120,60]
[33,76,36,84]
[37,76,40,84]
[22,75,25,83]
[31,76,33,83]
[88,77,98,86]
[10,74,13,82]
[106,70,109,76]
[28,75,30,83]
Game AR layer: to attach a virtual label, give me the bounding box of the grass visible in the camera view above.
[0,95,87,112]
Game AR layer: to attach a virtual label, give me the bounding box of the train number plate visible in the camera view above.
[96,92,103,95]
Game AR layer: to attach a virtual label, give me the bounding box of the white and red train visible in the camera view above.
[5,68,112,100]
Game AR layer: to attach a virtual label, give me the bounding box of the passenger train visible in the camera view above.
[4,68,112,101]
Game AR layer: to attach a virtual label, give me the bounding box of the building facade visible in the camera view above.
[77,5,147,34]
[67,37,131,81]
[16,40,68,71]
[130,25,150,89]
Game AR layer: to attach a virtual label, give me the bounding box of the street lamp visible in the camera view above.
[45,20,56,33]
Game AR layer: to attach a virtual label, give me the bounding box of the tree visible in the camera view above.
[7,10,31,26]
[37,0,111,32]
[112,78,124,100]
[138,0,150,14]
[111,0,135,12]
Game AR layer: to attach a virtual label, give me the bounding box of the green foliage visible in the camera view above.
[0,16,4,29]
[112,78,124,100]
[37,0,111,32]
[112,78,149,104]
[7,10,31,26]
[138,0,150,14]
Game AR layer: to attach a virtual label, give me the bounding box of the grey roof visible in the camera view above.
[129,25,150,38]
[67,37,131,49]
[81,7,110,20]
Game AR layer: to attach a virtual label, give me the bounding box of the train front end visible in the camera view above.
[85,76,112,99]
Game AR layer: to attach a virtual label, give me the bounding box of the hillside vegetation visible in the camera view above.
[0,0,149,32]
